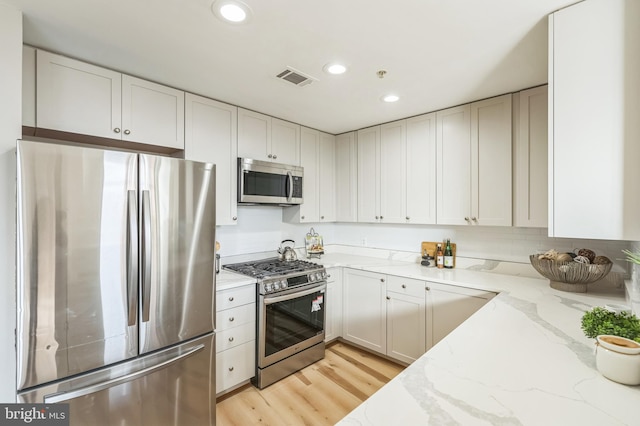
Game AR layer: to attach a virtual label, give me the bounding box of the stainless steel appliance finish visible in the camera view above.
[224,258,326,389]
[16,140,216,425]
[238,157,303,205]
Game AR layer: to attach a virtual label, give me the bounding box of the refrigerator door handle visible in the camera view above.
[43,344,205,403]
[141,190,152,322]
[126,190,138,326]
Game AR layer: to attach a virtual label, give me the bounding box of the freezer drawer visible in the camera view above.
[19,334,215,426]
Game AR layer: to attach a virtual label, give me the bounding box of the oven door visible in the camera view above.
[258,283,326,368]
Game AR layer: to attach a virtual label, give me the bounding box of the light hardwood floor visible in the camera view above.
[216,342,405,425]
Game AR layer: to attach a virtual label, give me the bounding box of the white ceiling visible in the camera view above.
[6,0,576,134]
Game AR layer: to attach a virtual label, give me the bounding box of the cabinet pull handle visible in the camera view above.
[402,284,406,289]
[465,217,470,222]
[228,337,234,342]
[124,129,131,135]
[228,366,234,372]
[386,296,390,300]
[229,317,234,322]
[273,154,277,159]
[113,127,121,134]
[375,216,379,220]
[425,286,431,291]
[228,296,234,301]
[380,216,384,220]
[232,216,237,221]
[406,216,410,220]
[472,217,477,222]
[380,278,385,282]
[321,216,324,219]
[268,154,273,158]
[301,216,305,219]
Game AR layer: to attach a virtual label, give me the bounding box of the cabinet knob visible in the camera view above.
[301,216,305,219]
[232,216,237,221]
[229,317,234,322]
[375,216,379,219]
[124,129,131,135]
[273,154,278,159]
[425,286,431,291]
[228,336,234,342]
[386,296,390,300]
[402,284,406,289]
[321,216,324,219]
[464,217,470,222]
[228,296,234,302]
[380,278,385,282]
[472,217,477,222]
[406,216,410,220]
[228,366,234,372]
[380,216,384,220]
[113,127,121,134]
[268,154,273,158]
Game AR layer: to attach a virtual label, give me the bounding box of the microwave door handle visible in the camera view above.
[286,171,293,201]
[126,190,138,326]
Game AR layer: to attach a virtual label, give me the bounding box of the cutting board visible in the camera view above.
[421,241,456,267]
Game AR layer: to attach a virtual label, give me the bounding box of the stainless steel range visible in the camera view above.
[223,258,327,389]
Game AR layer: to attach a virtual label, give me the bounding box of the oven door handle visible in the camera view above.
[264,283,326,305]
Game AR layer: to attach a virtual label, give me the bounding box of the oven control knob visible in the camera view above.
[280,280,287,289]
[265,283,274,293]
[273,282,281,290]
[321,271,327,279]
[310,273,317,282]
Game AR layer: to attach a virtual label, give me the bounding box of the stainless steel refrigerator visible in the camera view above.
[15,140,216,425]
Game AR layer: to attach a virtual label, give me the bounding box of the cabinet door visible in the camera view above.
[471,94,512,226]
[238,108,271,161]
[427,283,495,349]
[121,75,184,149]
[514,86,548,228]
[324,268,342,342]
[36,50,122,139]
[380,120,406,223]
[335,132,358,222]
[387,291,426,364]
[406,113,437,224]
[436,105,471,225]
[299,127,319,222]
[318,132,336,222]
[216,341,255,394]
[22,46,36,128]
[549,0,640,240]
[271,118,300,165]
[184,93,238,225]
[342,269,386,354]
[357,126,380,223]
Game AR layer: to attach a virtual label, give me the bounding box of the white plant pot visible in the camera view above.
[595,335,640,385]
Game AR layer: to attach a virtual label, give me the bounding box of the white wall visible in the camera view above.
[218,207,631,273]
[0,2,21,402]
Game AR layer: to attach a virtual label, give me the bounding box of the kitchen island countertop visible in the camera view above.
[308,250,637,425]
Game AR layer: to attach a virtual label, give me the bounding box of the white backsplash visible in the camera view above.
[216,206,633,277]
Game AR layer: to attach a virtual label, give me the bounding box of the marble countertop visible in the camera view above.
[304,250,638,426]
[215,270,256,291]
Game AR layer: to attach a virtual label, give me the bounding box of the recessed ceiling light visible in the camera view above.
[382,94,399,103]
[323,63,347,75]
[212,0,252,24]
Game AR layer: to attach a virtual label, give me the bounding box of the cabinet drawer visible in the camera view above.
[216,303,255,332]
[386,275,425,298]
[216,322,255,353]
[216,341,255,394]
[216,285,256,311]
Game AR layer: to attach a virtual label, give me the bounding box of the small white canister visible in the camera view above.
[595,335,640,385]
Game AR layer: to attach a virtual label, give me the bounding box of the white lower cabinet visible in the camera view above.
[342,269,387,353]
[426,282,496,349]
[342,269,496,363]
[324,268,342,342]
[215,284,256,395]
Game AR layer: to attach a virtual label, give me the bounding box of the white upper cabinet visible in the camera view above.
[514,86,548,228]
[436,104,472,225]
[299,127,320,222]
[237,108,300,165]
[184,93,238,226]
[379,121,406,223]
[436,95,512,226]
[471,95,512,226]
[406,113,437,224]
[318,132,336,222]
[121,75,184,149]
[36,50,184,149]
[357,126,381,223]
[335,132,358,222]
[22,45,36,128]
[549,0,640,240]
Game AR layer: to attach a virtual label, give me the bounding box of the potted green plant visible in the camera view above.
[581,307,640,342]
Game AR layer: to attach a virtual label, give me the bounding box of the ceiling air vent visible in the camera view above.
[276,67,317,87]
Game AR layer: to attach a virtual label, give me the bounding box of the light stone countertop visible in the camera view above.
[303,249,637,426]
[215,270,256,291]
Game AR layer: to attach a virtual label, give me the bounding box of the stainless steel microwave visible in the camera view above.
[238,158,303,205]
